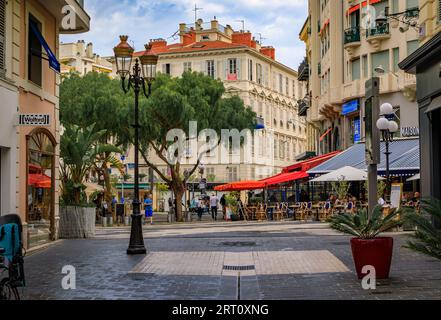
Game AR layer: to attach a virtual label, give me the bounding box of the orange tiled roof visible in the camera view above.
[133,40,248,57]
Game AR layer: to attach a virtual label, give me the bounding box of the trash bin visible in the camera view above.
[124,216,130,226]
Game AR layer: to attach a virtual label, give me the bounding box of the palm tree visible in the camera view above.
[403,198,441,260]
[60,124,122,205]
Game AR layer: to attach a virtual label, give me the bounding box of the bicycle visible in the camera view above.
[0,214,26,300]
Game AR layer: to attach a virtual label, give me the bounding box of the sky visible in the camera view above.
[61,0,308,70]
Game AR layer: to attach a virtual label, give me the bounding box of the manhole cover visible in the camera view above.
[223,265,255,271]
[220,241,257,247]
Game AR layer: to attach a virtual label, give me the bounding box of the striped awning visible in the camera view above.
[308,138,420,177]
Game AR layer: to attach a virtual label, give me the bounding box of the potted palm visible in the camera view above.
[328,205,402,279]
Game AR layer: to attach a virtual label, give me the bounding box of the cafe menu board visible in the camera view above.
[390,183,403,209]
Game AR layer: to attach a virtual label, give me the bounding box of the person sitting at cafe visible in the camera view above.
[412,192,420,203]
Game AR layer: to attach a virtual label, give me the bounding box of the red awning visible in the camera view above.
[28,173,52,189]
[260,171,309,186]
[214,180,266,191]
[319,128,332,142]
[282,151,341,173]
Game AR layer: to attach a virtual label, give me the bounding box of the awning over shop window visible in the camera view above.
[30,21,60,73]
[28,173,51,189]
[282,151,341,173]
[260,171,309,186]
[308,138,420,177]
[214,181,266,191]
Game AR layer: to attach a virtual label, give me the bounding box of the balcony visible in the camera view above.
[298,98,309,117]
[39,0,90,34]
[344,27,361,57]
[298,57,309,81]
[366,23,390,51]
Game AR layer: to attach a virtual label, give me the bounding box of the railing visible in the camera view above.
[366,23,390,38]
[184,22,227,33]
[298,99,309,117]
[298,57,309,81]
[344,27,360,44]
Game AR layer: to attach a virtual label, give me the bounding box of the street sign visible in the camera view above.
[18,114,50,126]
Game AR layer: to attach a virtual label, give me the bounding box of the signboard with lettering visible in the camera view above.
[390,183,403,209]
[401,127,419,137]
[353,118,361,143]
[342,99,359,115]
[18,114,50,126]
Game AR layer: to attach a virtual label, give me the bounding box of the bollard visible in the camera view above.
[107,216,113,227]
[124,216,130,226]
[102,216,107,227]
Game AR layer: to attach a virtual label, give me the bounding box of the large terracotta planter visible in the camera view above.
[350,237,393,279]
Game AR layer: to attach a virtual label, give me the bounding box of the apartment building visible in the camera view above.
[300,0,419,155]
[0,0,90,248]
[123,19,307,185]
[399,0,441,204]
[60,40,114,76]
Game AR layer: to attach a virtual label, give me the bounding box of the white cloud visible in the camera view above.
[61,0,308,69]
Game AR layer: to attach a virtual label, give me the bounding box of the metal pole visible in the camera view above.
[385,135,391,196]
[365,77,380,217]
[127,60,147,255]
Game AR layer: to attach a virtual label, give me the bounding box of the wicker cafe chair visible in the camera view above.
[274,203,285,221]
[319,201,332,221]
[291,202,302,220]
[256,203,267,221]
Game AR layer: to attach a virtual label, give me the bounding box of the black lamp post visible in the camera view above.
[376,103,399,193]
[114,36,158,255]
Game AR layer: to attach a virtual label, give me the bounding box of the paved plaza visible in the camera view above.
[21,221,441,300]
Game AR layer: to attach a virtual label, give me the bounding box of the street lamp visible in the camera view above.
[376,103,399,193]
[114,35,158,255]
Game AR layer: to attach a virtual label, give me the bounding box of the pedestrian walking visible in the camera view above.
[144,194,154,225]
[220,194,226,220]
[210,193,219,221]
[196,197,204,221]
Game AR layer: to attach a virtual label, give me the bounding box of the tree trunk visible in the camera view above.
[102,163,114,220]
[171,181,185,222]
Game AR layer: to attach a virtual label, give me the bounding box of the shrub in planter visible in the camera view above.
[328,206,402,279]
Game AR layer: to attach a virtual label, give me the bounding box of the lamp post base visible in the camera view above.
[127,213,147,255]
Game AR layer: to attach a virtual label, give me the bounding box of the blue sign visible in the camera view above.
[127,163,135,169]
[120,155,125,161]
[353,118,361,143]
[342,99,359,115]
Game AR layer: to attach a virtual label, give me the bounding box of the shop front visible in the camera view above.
[342,99,361,149]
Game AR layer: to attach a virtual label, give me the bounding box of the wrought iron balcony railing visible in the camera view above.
[298,57,309,81]
[366,23,390,38]
[344,27,360,44]
[298,98,309,117]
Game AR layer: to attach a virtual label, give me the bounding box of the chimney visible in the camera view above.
[211,19,219,30]
[77,40,85,56]
[260,46,275,60]
[182,30,196,46]
[86,42,93,58]
[232,32,252,47]
[149,38,168,51]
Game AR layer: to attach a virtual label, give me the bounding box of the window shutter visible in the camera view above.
[162,64,166,74]
[0,0,6,76]
[237,58,241,80]
[224,59,227,79]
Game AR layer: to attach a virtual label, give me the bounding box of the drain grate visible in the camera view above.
[223,265,256,271]
[220,241,257,247]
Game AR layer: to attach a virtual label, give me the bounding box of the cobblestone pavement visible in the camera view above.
[20,221,441,300]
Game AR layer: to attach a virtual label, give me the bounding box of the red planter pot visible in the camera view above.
[350,237,393,279]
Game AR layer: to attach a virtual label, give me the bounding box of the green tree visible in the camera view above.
[60,72,127,208]
[119,72,256,221]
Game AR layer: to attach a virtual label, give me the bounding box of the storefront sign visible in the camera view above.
[401,127,419,137]
[342,99,359,115]
[353,118,361,143]
[18,114,50,126]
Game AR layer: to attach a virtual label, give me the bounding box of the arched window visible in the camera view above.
[26,129,56,247]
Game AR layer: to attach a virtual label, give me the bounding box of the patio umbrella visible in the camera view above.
[407,173,420,182]
[309,166,385,182]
